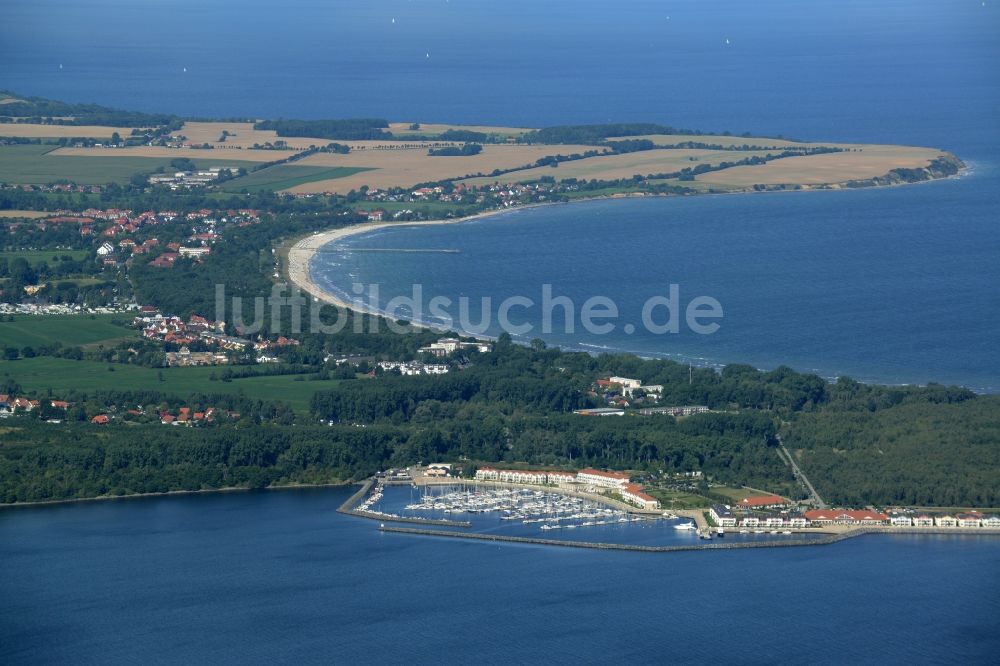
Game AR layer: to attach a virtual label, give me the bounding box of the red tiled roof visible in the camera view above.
[804,509,889,522]
[624,483,656,502]
[579,468,630,480]
[737,495,786,507]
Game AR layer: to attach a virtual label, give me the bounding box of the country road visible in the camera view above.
[777,435,827,508]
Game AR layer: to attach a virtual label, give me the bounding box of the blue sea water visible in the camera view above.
[2,488,999,665]
[2,1,1000,661]
[314,177,1000,392]
[369,484,827,547]
[2,0,998,389]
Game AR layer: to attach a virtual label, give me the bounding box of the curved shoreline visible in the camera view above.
[287,205,537,317]
[285,165,968,321]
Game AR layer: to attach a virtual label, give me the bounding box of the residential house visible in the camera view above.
[737,495,788,511]
[710,504,738,528]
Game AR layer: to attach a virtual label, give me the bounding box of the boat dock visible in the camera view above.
[337,478,472,528]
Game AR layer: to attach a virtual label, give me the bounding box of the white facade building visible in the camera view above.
[576,468,630,490]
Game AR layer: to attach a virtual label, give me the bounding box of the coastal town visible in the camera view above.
[0,107,995,545]
[331,464,1000,554]
[464,465,1000,532]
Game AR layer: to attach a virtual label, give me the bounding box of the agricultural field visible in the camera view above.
[460,148,778,186]
[0,356,338,413]
[220,164,373,193]
[0,210,51,219]
[0,144,256,185]
[386,122,533,138]
[178,120,532,147]
[0,122,135,139]
[285,143,602,193]
[613,133,837,150]
[49,145,282,163]
[0,314,137,349]
[696,145,946,186]
[174,121,325,150]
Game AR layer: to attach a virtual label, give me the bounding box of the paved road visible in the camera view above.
[777,435,827,508]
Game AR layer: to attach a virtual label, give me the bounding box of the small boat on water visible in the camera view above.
[674,521,697,530]
[716,528,725,537]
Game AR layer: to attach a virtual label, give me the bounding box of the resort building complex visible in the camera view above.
[475,467,659,510]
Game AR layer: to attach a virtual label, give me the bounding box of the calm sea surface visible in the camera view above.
[2,488,999,665]
[3,0,997,388]
[2,1,999,661]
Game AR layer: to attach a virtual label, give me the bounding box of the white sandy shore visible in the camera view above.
[286,161,968,323]
[285,206,538,320]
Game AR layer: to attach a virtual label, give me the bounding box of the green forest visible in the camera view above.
[0,91,997,510]
[2,329,998,506]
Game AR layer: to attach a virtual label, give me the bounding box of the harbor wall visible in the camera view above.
[337,479,472,528]
[377,525,1000,553]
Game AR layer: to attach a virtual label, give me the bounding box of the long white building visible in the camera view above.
[473,467,658,509]
[576,468,631,490]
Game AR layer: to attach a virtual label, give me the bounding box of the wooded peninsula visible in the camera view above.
[0,91,993,512]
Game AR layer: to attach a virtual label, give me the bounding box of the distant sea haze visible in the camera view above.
[3,0,997,389]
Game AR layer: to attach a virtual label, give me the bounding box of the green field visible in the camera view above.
[220,164,373,192]
[0,314,137,349]
[0,250,90,267]
[0,356,339,412]
[645,487,710,509]
[709,485,775,501]
[0,144,257,185]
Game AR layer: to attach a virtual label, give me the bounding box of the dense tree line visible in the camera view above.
[0,90,181,128]
[0,398,790,504]
[253,119,391,140]
[523,123,687,144]
[428,144,482,156]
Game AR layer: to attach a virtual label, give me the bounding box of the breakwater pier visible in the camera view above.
[377,525,1000,553]
[337,478,472,528]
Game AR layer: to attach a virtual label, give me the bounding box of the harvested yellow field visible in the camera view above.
[0,123,134,139]
[177,121,533,150]
[387,122,533,137]
[0,210,50,219]
[285,143,601,193]
[174,122,325,150]
[460,149,778,186]
[49,145,281,163]
[697,146,946,186]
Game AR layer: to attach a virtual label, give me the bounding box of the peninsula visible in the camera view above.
[1,91,994,520]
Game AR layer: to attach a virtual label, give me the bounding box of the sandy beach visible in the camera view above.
[285,159,965,319]
[285,207,528,318]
